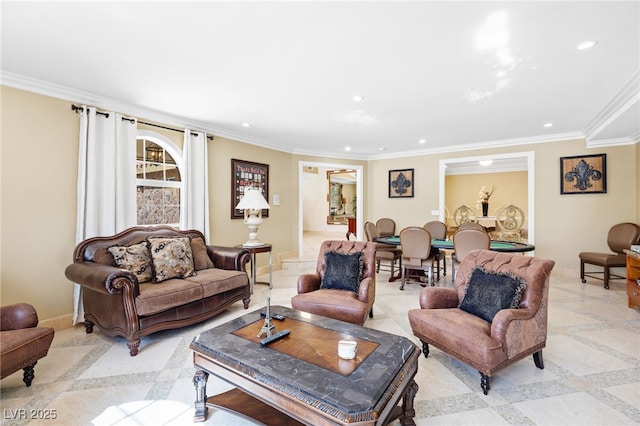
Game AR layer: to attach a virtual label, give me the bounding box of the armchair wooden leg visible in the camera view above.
[369,307,373,318]
[533,350,544,369]
[127,338,141,357]
[480,373,490,395]
[84,320,94,334]
[421,341,429,358]
[22,362,36,387]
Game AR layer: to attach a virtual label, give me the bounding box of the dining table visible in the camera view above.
[374,236,535,282]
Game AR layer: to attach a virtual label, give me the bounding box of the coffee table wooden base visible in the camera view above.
[193,367,418,425]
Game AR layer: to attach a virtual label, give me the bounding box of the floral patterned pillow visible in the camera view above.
[107,242,153,283]
[147,237,196,283]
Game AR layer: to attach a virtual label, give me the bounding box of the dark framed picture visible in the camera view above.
[231,159,269,218]
[560,154,606,194]
[389,169,414,198]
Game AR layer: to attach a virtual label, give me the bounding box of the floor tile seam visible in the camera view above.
[67,371,160,391]
[413,392,489,417]
[586,388,640,423]
[53,344,114,382]
[568,334,640,367]
[145,379,176,400]
[582,367,640,387]
[496,379,587,403]
[492,403,536,426]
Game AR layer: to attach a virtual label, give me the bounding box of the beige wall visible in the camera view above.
[445,171,528,219]
[1,87,79,322]
[367,142,637,272]
[1,85,638,324]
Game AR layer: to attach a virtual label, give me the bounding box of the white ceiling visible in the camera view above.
[2,1,639,160]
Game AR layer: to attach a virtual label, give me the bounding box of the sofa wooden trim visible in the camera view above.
[65,225,251,356]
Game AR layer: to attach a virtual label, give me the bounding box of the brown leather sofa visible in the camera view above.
[65,226,251,356]
[1,303,55,386]
[291,240,377,325]
[408,249,555,394]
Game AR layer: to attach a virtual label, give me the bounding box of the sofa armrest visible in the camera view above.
[297,273,321,294]
[0,303,39,331]
[65,262,138,296]
[419,287,459,309]
[207,246,250,272]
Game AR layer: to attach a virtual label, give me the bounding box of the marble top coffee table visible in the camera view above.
[190,305,420,425]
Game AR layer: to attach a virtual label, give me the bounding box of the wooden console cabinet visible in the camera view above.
[625,250,640,309]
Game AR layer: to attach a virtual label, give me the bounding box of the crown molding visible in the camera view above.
[584,69,640,141]
[367,132,584,160]
[0,70,294,153]
[586,135,639,148]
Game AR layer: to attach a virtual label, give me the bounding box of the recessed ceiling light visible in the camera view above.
[379,147,386,151]
[576,40,597,50]
[352,95,364,102]
[241,122,251,128]
[543,122,553,128]
[479,160,493,166]
[418,139,426,144]
[345,146,351,152]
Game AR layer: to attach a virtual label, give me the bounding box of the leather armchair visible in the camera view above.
[408,250,555,394]
[291,240,377,325]
[1,303,55,386]
[579,222,640,289]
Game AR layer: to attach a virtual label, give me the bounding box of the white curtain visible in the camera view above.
[180,130,210,241]
[73,106,137,324]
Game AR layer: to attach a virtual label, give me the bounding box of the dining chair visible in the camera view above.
[399,227,437,290]
[451,228,490,280]
[423,221,447,280]
[364,221,402,278]
[579,222,640,289]
[453,205,479,226]
[458,222,486,231]
[495,204,526,241]
[375,218,396,237]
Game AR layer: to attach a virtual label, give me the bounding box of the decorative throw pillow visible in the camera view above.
[458,267,527,323]
[190,237,215,270]
[107,242,153,283]
[320,251,364,293]
[147,237,197,283]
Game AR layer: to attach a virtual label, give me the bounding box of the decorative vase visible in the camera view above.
[482,202,488,217]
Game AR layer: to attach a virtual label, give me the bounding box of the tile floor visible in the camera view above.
[1,248,639,425]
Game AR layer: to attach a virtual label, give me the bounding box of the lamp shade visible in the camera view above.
[235,187,270,210]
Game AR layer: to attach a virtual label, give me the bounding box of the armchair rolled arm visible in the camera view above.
[357,277,374,303]
[419,287,459,309]
[297,273,321,294]
[207,246,250,272]
[491,307,544,356]
[65,263,138,296]
[0,303,38,331]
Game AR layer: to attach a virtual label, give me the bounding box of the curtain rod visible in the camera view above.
[71,104,214,140]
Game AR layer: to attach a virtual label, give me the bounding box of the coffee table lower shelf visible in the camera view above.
[207,388,410,426]
[207,388,304,426]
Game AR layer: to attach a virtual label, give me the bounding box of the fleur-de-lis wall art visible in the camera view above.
[389,169,414,198]
[560,154,607,194]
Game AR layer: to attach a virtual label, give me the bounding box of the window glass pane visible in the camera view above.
[137,186,180,225]
[136,135,182,226]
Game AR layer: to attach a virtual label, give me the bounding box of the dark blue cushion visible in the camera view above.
[458,267,526,323]
[320,251,363,293]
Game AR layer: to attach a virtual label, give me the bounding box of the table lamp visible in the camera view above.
[235,187,271,247]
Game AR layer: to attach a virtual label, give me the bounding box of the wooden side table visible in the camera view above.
[624,249,640,309]
[236,244,272,293]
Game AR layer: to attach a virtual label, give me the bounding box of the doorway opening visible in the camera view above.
[298,161,363,258]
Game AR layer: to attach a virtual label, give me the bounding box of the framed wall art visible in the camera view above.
[560,154,606,195]
[231,159,269,218]
[388,168,414,198]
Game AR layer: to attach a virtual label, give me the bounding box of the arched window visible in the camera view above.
[136,131,183,226]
